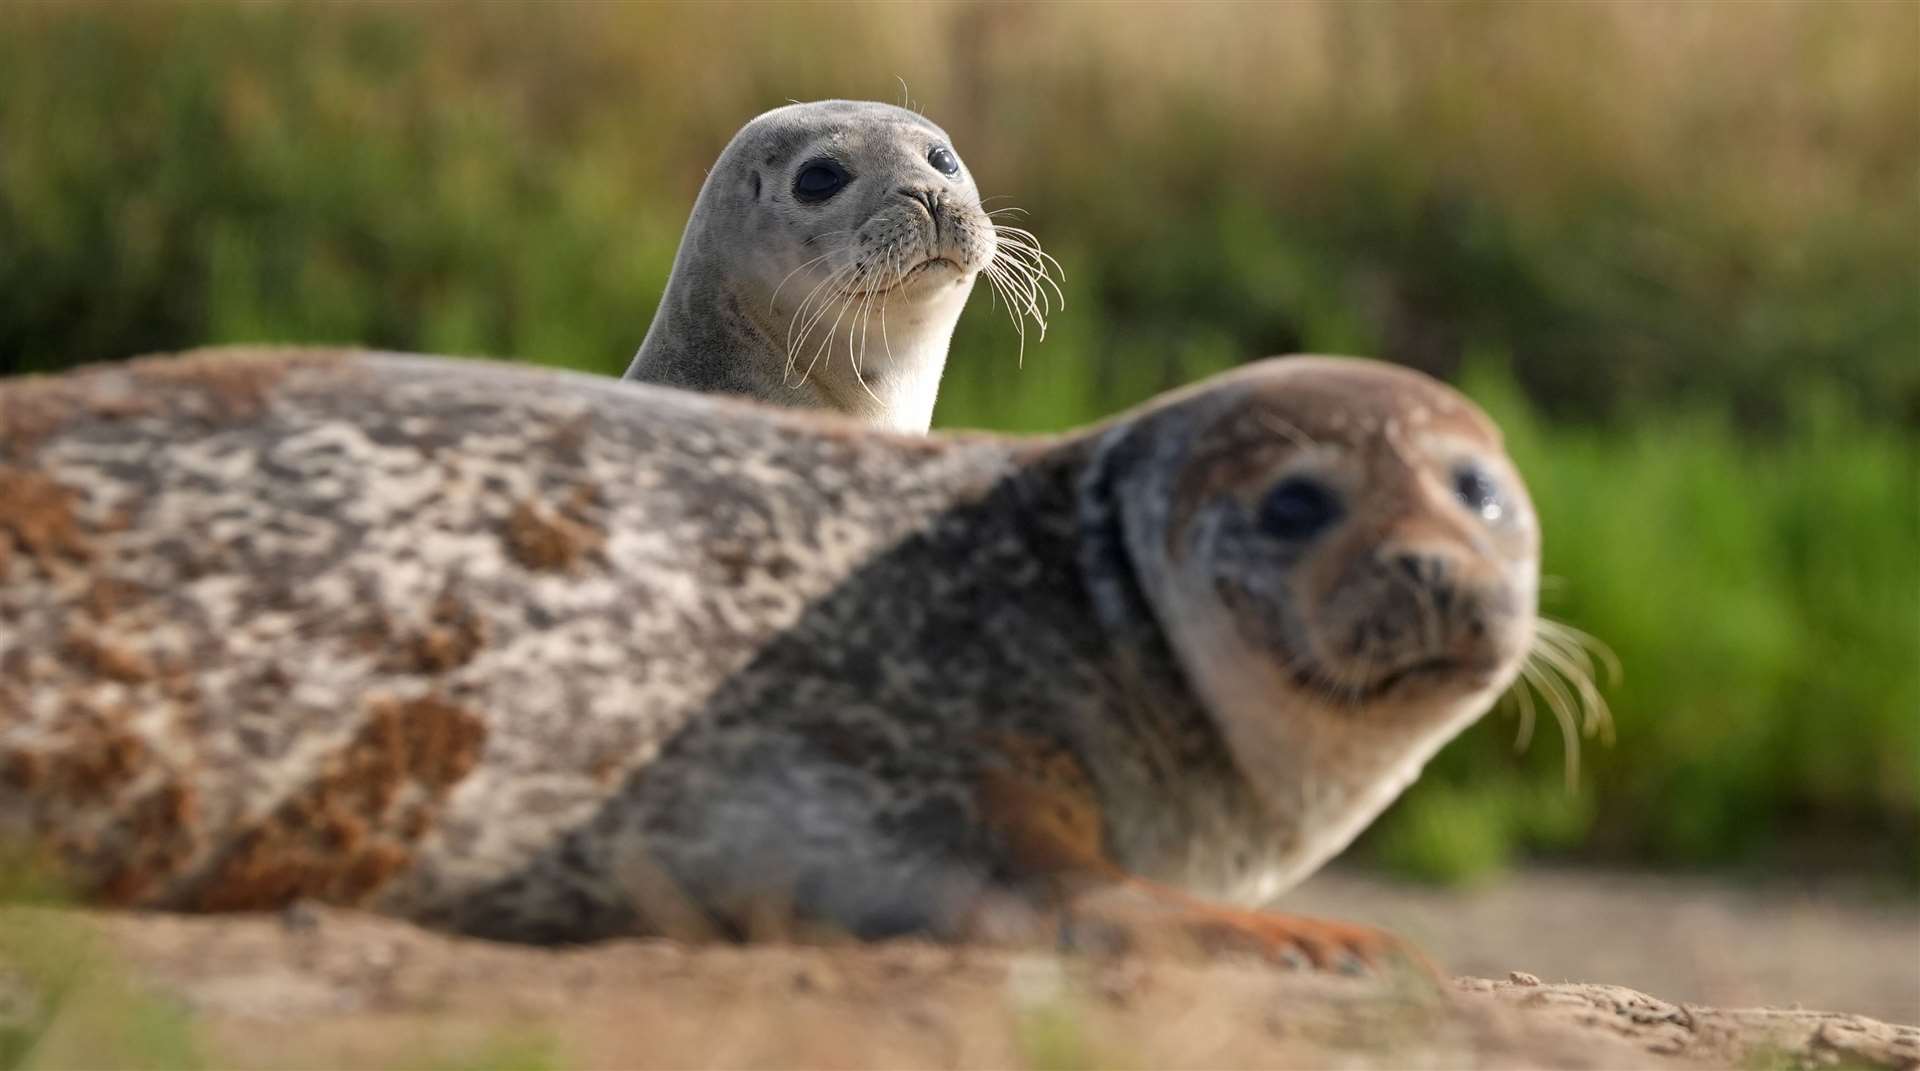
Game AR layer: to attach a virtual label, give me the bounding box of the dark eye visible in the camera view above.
[927,146,960,176]
[1259,477,1342,542]
[792,160,849,203]
[1453,464,1505,522]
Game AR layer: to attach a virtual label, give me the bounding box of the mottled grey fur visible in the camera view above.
[0,348,1537,944]
[624,101,997,432]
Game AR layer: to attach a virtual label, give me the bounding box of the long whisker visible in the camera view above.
[1507,678,1538,753]
[1533,621,1619,735]
[993,242,1066,319]
[973,204,1065,367]
[983,264,1030,367]
[785,262,856,378]
[1519,659,1584,791]
[786,262,858,385]
[770,242,850,314]
[1538,618,1625,689]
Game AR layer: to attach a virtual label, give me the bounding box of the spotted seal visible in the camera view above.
[623,100,1059,432]
[0,347,1550,968]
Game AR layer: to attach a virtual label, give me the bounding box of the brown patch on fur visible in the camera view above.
[976,732,1110,882]
[503,496,604,573]
[193,694,486,911]
[0,466,91,576]
[0,365,155,458]
[61,631,155,684]
[82,577,150,622]
[3,704,150,804]
[356,593,488,674]
[402,593,488,674]
[123,348,346,425]
[97,778,201,906]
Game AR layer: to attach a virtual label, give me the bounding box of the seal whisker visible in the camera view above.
[1536,618,1624,690]
[990,235,1066,319]
[982,263,1032,367]
[1505,677,1539,753]
[798,264,864,388]
[1531,620,1618,743]
[876,243,905,373]
[1517,656,1586,790]
[786,262,860,386]
[787,258,857,354]
[979,216,1065,357]
[993,224,1067,285]
[785,261,860,384]
[802,267,862,385]
[848,248,890,403]
[988,252,1049,320]
[770,242,852,316]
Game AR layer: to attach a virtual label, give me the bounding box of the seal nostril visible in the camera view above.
[1388,551,1455,594]
[899,187,939,218]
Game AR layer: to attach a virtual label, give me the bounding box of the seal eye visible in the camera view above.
[792,160,849,203]
[1454,464,1505,523]
[927,147,961,176]
[1259,477,1342,542]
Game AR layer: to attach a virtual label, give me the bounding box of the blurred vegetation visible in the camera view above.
[0,2,1914,884]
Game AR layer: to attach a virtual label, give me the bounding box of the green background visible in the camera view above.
[1,2,1914,884]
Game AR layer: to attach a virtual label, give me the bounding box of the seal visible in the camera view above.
[622,99,1059,432]
[0,347,1567,970]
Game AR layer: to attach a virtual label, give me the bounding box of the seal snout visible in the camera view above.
[1313,533,1528,700]
[897,186,942,223]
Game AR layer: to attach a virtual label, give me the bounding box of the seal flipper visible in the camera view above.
[969,732,1440,979]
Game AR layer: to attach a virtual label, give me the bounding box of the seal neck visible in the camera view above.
[630,246,970,434]
[1053,429,1270,889]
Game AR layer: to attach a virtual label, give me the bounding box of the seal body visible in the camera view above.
[625,101,1003,432]
[0,349,1536,955]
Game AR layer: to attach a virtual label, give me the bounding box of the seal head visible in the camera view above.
[625,100,1001,431]
[1096,357,1540,899]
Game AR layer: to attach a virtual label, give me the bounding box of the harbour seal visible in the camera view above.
[0,348,1557,968]
[622,100,1059,432]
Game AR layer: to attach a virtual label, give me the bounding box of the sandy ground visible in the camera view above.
[3,868,1916,1070]
[1287,867,1920,1025]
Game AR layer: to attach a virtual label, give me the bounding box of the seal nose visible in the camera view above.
[1388,549,1449,588]
[898,187,940,220]
[1379,545,1463,612]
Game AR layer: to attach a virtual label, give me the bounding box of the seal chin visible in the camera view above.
[858,256,969,298]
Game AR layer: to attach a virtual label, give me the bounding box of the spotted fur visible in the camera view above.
[0,348,1536,948]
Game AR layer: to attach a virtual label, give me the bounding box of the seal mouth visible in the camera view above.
[854,256,963,297]
[1292,654,1498,703]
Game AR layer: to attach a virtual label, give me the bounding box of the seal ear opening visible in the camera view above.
[750,169,763,200]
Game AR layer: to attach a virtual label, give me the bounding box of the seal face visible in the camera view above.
[625,100,1054,432]
[1097,358,1540,901]
[1,349,1540,964]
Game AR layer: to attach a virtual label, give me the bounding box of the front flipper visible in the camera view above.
[970,731,1439,980]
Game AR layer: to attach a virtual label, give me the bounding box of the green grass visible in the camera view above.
[0,2,1914,883]
[0,908,204,1071]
